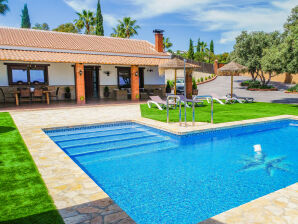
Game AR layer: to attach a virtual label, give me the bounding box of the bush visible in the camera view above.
[192,77,197,90]
[241,80,260,87]
[247,81,275,90]
[287,84,298,92]
[208,75,211,79]
[200,77,204,82]
[166,80,174,88]
[205,77,208,81]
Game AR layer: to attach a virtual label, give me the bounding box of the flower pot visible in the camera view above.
[64,92,71,99]
[192,89,198,95]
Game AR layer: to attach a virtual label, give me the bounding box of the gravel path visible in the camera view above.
[197,76,298,104]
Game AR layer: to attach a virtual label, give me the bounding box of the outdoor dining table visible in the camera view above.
[14,90,53,106]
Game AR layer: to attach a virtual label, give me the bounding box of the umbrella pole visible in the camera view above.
[231,73,234,97]
[174,69,177,95]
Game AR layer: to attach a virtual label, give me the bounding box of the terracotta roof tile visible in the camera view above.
[0,49,170,66]
[0,27,168,57]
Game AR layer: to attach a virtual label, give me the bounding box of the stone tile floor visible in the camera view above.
[3,104,298,224]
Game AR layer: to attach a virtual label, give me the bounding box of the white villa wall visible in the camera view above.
[48,63,75,86]
[0,62,8,86]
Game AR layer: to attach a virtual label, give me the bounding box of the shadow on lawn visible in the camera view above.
[271,98,298,104]
[0,126,15,133]
[0,210,64,224]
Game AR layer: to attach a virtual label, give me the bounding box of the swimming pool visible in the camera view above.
[45,119,298,224]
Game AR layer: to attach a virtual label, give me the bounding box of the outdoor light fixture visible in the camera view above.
[104,71,110,76]
[147,68,153,72]
[79,70,83,76]
[135,72,139,76]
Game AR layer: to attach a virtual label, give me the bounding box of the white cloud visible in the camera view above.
[63,0,297,44]
[63,0,96,12]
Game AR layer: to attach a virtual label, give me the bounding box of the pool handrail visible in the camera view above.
[166,95,182,126]
[193,95,214,124]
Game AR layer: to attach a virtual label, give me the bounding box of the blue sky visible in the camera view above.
[0,0,297,54]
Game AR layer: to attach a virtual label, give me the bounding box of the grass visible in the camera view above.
[0,112,64,224]
[140,102,298,123]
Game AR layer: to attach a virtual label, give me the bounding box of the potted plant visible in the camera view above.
[192,77,198,95]
[64,87,71,99]
[166,80,172,93]
[104,86,110,98]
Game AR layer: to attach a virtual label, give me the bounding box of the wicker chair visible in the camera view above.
[19,88,31,103]
[48,86,60,101]
[32,89,43,102]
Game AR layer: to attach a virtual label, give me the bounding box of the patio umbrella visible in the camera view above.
[218,61,247,96]
[159,57,199,95]
[159,57,200,126]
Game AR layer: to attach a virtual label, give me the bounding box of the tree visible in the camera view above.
[74,10,96,34]
[110,24,125,38]
[33,23,50,30]
[280,6,298,75]
[111,17,140,38]
[0,0,9,15]
[21,3,31,28]
[187,38,194,60]
[210,40,214,53]
[53,23,80,33]
[95,0,104,36]
[196,38,201,52]
[163,37,173,52]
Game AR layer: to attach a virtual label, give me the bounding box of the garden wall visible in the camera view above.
[240,72,297,84]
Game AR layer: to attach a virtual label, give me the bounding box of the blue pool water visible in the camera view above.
[45,119,298,224]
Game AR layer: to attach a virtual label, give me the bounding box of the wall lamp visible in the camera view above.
[147,68,153,72]
[79,70,83,76]
[135,71,139,76]
[104,71,110,76]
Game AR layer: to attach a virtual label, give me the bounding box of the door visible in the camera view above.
[84,67,99,99]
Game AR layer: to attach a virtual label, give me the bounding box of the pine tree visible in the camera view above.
[95,0,104,36]
[196,38,201,52]
[210,40,214,53]
[188,38,194,60]
[21,4,31,28]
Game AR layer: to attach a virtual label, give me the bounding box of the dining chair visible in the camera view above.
[32,89,43,102]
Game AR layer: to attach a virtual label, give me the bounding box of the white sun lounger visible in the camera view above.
[147,96,176,110]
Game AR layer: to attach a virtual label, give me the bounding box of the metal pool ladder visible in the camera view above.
[166,95,182,126]
[166,95,214,127]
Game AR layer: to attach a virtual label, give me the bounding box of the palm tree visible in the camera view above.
[111,24,125,38]
[0,0,9,15]
[163,37,173,51]
[113,17,140,38]
[74,10,96,34]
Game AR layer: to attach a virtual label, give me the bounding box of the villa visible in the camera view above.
[0,27,170,104]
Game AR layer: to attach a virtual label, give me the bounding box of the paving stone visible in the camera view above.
[64,214,90,224]
[104,212,128,224]
[77,207,103,214]
[90,216,103,224]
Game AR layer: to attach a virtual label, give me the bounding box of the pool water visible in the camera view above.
[45,120,298,224]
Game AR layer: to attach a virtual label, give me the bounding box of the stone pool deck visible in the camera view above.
[3,104,298,224]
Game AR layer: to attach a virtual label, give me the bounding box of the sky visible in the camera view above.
[0,0,297,54]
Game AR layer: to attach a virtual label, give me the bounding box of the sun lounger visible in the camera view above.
[206,94,241,104]
[226,94,254,103]
[177,95,204,107]
[147,96,176,110]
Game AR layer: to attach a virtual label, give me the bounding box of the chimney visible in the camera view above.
[153,29,164,52]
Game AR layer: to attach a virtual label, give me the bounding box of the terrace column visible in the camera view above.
[185,70,193,99]
[75,63,86,104]
[131,65,139,101]
[213,59,218,75]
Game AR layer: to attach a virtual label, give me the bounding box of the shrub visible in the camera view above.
[205,77,208,81]
[208,75,211,79]
[166,80,174,88]
[65,86,70,93]
[200,77,204,82]
[241,80,260,87]
[192,77,197,90]
[287,84,298,92]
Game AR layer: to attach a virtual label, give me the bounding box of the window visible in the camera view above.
[6,63,49,85]
[117,67,131,89]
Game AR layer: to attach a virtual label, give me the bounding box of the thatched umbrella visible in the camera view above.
[159,57,199,96]
[218,61,247,96]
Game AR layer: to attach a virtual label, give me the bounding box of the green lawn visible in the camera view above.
[141,102,298,123]
[0,112,64,224]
